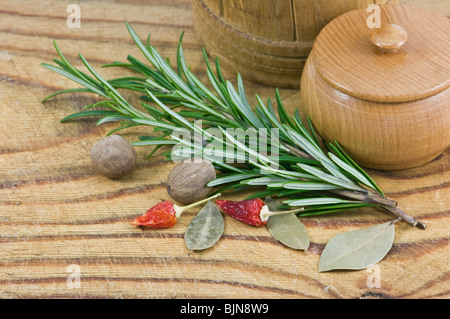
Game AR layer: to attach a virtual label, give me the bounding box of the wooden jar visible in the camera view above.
[300,4,450,170]
[192,0,396,88]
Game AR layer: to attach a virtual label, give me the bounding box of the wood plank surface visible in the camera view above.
[0,0,448,299]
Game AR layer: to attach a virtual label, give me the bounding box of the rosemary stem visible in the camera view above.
[365,193,398,207]
[333,189,424,229]
[380,206,426,230]
[332,189,398,207]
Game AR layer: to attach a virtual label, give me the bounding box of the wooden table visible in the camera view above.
[0,0,448,299]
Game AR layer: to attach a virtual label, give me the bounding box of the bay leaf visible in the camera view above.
[319,220,397,272]
[265,197,310,250]
[184,200,224,251]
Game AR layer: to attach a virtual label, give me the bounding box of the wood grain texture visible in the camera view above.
[0,0,449,299]
[222,0,295,41]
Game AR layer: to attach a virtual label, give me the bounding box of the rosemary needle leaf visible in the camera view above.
[332,141,385,197]
[97,115,134,125]
[60,110,118,122]
[132,140,177,146]
[132,118,180,131]
[207,173,260,187]
[283,197,359,207]
[328,152,374,189]
[41,88,93,103]
[41,63,107,99]
[226,81,264,129]
[241,176,291,186]
[280,181,342,191]
[297,163,364,192]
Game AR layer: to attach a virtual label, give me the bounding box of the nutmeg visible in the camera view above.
[90,135,137,179]
[167,160,216,204]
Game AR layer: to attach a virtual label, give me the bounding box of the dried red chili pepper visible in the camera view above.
[132,193,221,229]
[131,201,177,228]
[216,198,306,227]
[216,198,267,227]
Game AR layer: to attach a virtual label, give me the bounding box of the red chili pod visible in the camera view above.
[215,198,267,227]
[132,193,221,229]
[131,201,178,228]
[215,198,306,227]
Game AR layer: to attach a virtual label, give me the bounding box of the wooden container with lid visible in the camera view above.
[300,4,450,170]
[192,0,397,88]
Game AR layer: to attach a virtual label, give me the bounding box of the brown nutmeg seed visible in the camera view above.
[167,160,216,204]
[90,135,137,179]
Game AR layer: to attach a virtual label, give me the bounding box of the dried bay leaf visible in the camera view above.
[319,220,397,272]
[265,197,310,250]
[184,200,224,251]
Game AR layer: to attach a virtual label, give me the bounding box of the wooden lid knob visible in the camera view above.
[313,5,450,103]
[371,24,408,53]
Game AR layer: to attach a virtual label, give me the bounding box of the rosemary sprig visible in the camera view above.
[41,23,425,229]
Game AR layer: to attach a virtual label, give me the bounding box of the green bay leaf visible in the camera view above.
[319,220,396,272]
[184,201,224,251]
[265,197,310,250]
